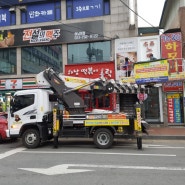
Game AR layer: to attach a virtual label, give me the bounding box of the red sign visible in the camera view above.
[160,32,182,73]
[65,61,115,79]
[162,81,183,92]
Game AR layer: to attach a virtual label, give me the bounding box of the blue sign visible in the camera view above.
[27,2,56,23]
[0,0,50,6]
[0,9,11,26]
[73,0,103,18]
[135,76,169,84]
[174,98,182,123]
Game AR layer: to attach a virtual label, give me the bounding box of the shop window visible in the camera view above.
[0,48,16,75]
[21,45,62,74]
[67,41,111,64]
[66,0,110,19]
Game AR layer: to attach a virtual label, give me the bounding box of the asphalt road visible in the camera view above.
[1,138,185,185]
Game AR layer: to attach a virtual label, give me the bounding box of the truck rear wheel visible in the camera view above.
[93,128,113,149]
[22,129,40,149]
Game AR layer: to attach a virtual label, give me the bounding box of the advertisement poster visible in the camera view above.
[138,35,160,61]
[115,37,138,80]
[160,32,182,73]
[167,94,182,123]
[134,59,169,84]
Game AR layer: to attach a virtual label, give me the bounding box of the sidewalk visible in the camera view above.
[144,126,185,139]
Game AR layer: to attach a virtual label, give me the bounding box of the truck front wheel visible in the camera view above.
[22,129,40,149]
[93,128,113,149]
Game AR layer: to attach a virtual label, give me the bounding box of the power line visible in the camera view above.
[120,0,163,33]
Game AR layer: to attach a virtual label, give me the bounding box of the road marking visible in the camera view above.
[21,151,176,157]
[19,163,185,175]
[144,144,185,149]
[19,164,93,175]
[0,147,25,160]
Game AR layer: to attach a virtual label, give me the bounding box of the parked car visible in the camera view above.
[0,112,8,142]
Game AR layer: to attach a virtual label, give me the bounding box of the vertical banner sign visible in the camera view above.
[115,37,138,80]
[160,32,182,73]
[167,94,182,124]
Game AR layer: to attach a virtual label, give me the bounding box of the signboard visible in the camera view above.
[0,9,11,27]
[161,32,182,59]
[26,2,57,23]
[0,21,104,48]
[115,37,137,80]
[0,78,39,90]
[138,35,160,61]
[70,0,103,18]
[65,61,115,79]
[0,0,50,6]
[134,59,169,84]
[163,81,183,92]
[161,32,182,73]
[167,93,182,123]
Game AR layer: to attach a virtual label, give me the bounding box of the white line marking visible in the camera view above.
[0,147,25,160]
[21,151,176,157]
[144,144,185,149]
[19,164,185,176]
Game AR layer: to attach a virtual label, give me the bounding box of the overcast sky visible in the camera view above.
[137,0,166,27]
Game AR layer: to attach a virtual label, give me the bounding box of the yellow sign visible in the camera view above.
[134,59,169,79]
[167,93,180,99]
[85,119,129,126]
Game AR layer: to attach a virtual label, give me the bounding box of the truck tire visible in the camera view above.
[93,128,113,149]
[22,129,40,149]
[137,137,142,150]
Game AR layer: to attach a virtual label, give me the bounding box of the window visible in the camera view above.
[12,94,34,112]
[21,45,62,74]
[68,41,111,64]
[0,48,16,75]
[66,0,110,19]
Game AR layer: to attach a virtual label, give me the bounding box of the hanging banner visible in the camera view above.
[134,59,169,84]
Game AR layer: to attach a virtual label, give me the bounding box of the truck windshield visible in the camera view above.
[11,94,34,112]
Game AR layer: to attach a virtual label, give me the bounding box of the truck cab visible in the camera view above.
[6,89,57,147]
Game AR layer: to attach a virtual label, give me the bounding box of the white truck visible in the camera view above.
[6,68,148,149]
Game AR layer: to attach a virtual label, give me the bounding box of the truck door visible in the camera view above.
[8,93,37,136]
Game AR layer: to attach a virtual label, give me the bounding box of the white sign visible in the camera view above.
[5,79,22,89]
